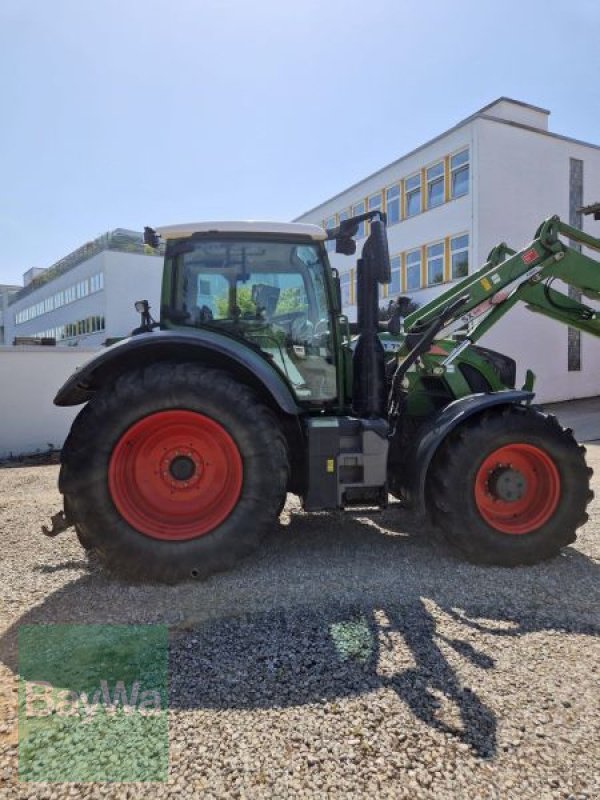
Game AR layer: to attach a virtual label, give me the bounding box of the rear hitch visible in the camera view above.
[41,510,71,538]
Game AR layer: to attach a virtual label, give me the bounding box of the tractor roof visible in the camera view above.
[155,220,327,241]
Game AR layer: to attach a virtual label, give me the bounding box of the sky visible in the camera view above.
[1,0,599,286]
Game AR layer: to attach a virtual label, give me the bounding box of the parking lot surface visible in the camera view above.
[0,406,598,798]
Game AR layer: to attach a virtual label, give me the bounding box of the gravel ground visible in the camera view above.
[0,450,599,798]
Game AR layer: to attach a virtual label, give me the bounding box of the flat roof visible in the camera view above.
[294,97,599,221]
[156,220,326,241]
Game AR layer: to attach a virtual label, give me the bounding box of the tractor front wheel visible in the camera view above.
[428,405,592,565]
[60,363,289,582]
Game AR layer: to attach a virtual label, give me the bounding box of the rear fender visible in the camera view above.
[54,329,301,415]
[397,390,535,510]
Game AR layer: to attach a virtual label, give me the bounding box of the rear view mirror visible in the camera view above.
[144,227,160,248]
[336,236,356,256]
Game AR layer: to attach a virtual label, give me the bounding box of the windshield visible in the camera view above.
[167,238,336,403]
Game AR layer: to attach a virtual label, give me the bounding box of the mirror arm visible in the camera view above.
[325,209,387,241]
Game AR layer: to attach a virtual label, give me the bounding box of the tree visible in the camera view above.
[215,286,306,318]
[379,295,419,321]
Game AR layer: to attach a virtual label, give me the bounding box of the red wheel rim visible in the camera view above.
[108,410,243,541]
[474,443,560,535]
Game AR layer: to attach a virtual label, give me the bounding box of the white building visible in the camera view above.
[5,230,164,347]
[0,284,20,344]
[296,97,600,403]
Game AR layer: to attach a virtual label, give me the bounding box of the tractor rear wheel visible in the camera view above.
[60,363,289,582]
[428,405,592,565]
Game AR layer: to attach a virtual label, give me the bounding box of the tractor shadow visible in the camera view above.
[2,502,599,760]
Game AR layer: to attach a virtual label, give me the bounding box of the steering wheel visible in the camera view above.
[271,310,306,326]
[291,316,314,343]
[313,318,330,338]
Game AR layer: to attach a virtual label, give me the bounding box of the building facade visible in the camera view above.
[0,284,20,344]
[296,98,600,403]
[5,230,164,347]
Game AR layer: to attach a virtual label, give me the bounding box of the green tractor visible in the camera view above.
[52,210,599,582]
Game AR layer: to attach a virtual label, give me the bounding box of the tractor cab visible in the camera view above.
[154,221,340,404]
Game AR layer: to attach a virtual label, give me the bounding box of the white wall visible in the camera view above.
[475,118,600,403]
[0,347,99,458]
[0,324,595,461]
[480,306,600,404]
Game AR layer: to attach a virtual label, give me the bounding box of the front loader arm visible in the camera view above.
[402,215,600,355]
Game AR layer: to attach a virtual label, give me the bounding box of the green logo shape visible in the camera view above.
[18,624,168,782]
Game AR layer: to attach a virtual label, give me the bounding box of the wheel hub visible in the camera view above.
[169,455,197,482]
[159,446,204,490]
[486,465,527,502]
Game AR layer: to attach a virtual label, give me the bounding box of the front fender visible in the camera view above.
[54,329,301,415]
[398,390,535,510]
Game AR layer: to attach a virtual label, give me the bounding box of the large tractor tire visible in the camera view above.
[427,405,592,566]
[60,363,289,583]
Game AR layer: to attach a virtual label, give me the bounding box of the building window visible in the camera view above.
[58,314,105,341]
[406,249,421,291]
[352,201,366,238]
[324,215,337,251]
[388,256,401,295]
[91,315,105,333]
[451,234,469,279]
[368,192,382,213]
[427,162,445,209]
[90,273,104,293]
[386,185,400,225]
[451,148,469,198]
[340,272,351,306]
[13,271,106,327]
[405,174,421,217]
[427,242,444,285]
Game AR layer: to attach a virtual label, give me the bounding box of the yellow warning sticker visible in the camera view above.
[480,277,492,291]
[326,458,335,473]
